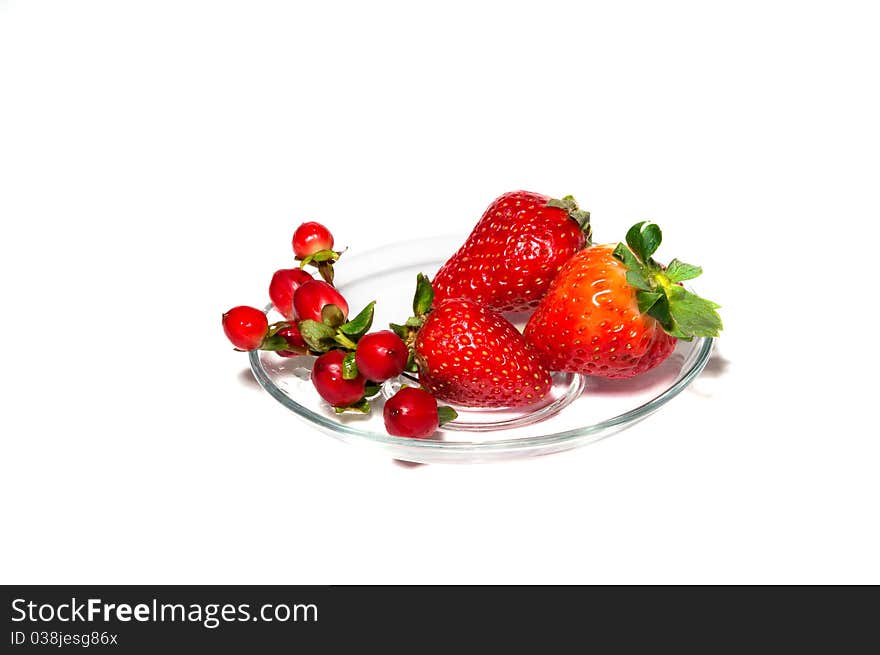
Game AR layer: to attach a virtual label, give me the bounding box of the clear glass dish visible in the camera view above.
[249,235,714,464]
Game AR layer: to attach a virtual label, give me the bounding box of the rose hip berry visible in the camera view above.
[355,330,409,382]
[383,387,440,439]
[269,268,314,319]
[222,305,268,350]
[293,280,349,323]
[311,349,366,407]
[293,221,334,259]
[276,323,308,357]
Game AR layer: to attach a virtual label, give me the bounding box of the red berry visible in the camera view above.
[355,330,408,382]
[293,280,349,323]
[276,324,308,357]
[222,305,268,350]
[293,221,334,259]
[383,387,439,439]
[269,268,314,319]
[311,350,366,407]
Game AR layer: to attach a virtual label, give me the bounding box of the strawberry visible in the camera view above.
[392,275,552,408]
[524,222,722,378]
[432,191,591,312]
[415,298,553,407]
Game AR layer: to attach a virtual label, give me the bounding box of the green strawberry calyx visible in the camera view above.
[612,221,722,340]
[389,273,434,372]
[546,194,592,244]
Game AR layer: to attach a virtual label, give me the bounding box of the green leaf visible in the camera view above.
[626,270,652,292]
[646,294,673,331]
[665,259,703,283]
[298,320,336,352]
[259,321,292,349]
[389,322,409,340]
[321,304,346,328]
[266,320,293,335]
[413,273,434,317]
[405,352,419,373]
[339,301,376,340]
[573,210,592,239]
[665,322,694,341]
[299,319,335,339]
[342,352,359,380]
[300,249,339,268]
[641,223,662,259]
[546,195,573,210]
[546,195,578,213]
[625,221,662,263]
[665,286,723,338]
[636,291,663,314]
[332,332,358,350]
[311,249,340,263]
[613,242,641,271]
[364,382,382,398]
[625,222,647,261]
[333,398,371,414]
[405,316,424,328]
[259,332,290,352]
[437,405,458,426]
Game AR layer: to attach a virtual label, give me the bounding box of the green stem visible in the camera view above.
[333,332,358,351]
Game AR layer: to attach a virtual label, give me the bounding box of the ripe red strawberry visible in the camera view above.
[432,191,591,312]
[524,222,722,378]
[413,297,552,408]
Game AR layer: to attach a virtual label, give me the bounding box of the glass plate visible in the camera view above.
[249,235,713,464]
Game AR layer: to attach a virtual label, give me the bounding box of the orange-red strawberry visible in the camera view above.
[432,191,591,312]
[524,222,722,378]
[414,297,553,407]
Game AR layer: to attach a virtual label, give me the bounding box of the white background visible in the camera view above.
[1,1,878,583]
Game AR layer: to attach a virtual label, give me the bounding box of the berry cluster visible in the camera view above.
[223,191,723,442]
[222,221,457,439]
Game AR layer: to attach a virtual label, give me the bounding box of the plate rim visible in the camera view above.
[249,335,712,453]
